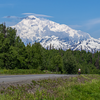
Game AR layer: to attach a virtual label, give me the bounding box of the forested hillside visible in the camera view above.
[0,23,100,74]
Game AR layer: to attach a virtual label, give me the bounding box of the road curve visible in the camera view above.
[0,74,78,84]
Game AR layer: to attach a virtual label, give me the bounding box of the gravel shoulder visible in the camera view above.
[0,74,78,90]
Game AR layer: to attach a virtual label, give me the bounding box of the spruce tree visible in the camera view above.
[50,44,51,50]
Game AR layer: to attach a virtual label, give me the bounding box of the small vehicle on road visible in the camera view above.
[78,68,81,75]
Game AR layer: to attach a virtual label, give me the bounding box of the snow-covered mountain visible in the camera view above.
[11,15,100,52]
[71,37,100,52]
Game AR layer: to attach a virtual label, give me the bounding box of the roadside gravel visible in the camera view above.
[0,74,78,90]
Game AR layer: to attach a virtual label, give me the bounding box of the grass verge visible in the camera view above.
[0,69,61,75]
[0,74,100,100]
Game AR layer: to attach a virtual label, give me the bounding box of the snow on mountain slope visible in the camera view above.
[11,15,100,52]
[11,15,91,41]
[71,37,100,52]
[36,35,71,50]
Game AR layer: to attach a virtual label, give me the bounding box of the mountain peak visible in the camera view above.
[11,16,100,52]
[14,16,90,41]
[24,15,37,20]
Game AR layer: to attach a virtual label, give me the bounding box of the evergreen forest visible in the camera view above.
[0,23,100,74]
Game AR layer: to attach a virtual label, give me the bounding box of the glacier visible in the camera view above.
[11,15,100,53]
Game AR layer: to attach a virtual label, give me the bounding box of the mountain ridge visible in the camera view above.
[11,15,100,52]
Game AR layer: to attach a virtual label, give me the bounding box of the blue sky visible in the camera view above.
[0,0,100,39]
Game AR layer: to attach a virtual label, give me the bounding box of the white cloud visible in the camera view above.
[2,13,52,26]
[3,16,18,19]
[3,16,25,20]
[85,18,100,29]
[3,13,52,21]
[22,13,52,18]
[65,18,100,30]
[70,18,100,30]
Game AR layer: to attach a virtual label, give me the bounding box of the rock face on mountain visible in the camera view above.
[11,15,100,52]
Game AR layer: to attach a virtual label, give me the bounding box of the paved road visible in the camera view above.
[0,74,78,84]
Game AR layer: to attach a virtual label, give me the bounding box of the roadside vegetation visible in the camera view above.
[0,69,61,75]
[0,74,100,100]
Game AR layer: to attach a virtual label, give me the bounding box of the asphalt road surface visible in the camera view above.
[0,74,78,84]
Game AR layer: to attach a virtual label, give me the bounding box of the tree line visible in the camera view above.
[0,23,100,74]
